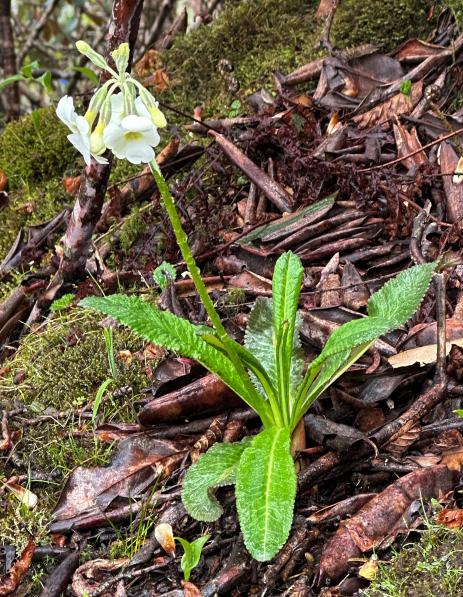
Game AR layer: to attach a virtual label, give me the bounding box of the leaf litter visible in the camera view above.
[3,2,463,596]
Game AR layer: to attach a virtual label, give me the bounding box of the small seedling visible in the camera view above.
[175,534,210,581]
[152,261,177,290]
[400,79,412,98]
[50,293,75,312]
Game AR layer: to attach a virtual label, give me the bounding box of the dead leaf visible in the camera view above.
[155,523,176,556]
[182,580,203,597]
[353,81,422,129]
[388,339,463,368]
[0,170,7,193]
[391,39,446,62]
[435,508,463,529]
[72,558,128,597]
[318,465,457,583]
[51,436,183,530]
[0,537,35,596]
[439,142,463,223]
[63,175,81,196]
[393,122,428,169]
[358,557,379,581]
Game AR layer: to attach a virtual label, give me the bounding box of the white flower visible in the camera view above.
[56,96,108,166]
[103,114,160,164]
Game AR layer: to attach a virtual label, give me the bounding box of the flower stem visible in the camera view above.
[149,160,273,427]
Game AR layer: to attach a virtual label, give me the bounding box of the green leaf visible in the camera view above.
[152,261,177,290]
[72,66,99,86]
[245,298,277,392]
[182,440,250,521]
[80,295,252,405]
[237,195,335,245]
[37,71,52,92]
[292,262,436,427]
[236,428,296,561]
[367,262,436,326]
[0,74,25,92]
[92,378,112,424]
[272,252,304,415]
[315,262,436,362]
[176,535,210,581]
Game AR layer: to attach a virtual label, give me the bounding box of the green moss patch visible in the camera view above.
[0,308,149,550]
[364,525,463,597]
[0,107,75,188]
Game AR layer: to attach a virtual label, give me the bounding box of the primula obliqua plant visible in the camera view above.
[70,42,437,562]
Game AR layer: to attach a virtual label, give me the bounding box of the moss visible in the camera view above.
[160,0,437,118]
[119,205,148,255]
[333,0,435,52]
[0,178,72,261]
[363,525,463,597]
[0,308,149,551]
[0,107,76,188]
[162,0,324,117]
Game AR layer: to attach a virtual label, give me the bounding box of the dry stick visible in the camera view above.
[319,0,340,53]
[0,0,20,120]
[359,126,463,173]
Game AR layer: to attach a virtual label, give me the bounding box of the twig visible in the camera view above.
[319,0,340,53]
[0,0,20,119]
[359,126,463,173]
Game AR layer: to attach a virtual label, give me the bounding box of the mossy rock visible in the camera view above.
[161,0,437,118]
[333,0,435,52]
[0,307,149,553]
[0,107,76,188]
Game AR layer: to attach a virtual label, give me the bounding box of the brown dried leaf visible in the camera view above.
[435,508,463,529]
[0,170,7,193]
[388,339,463,368]
[182,580,203,597]
[0,537,35,596]
[440,141,463,223]
[353,81,422,129]
[72,558,127,597]
[393,122,428,169]
[318,465,457,583]
[155,523,176,556]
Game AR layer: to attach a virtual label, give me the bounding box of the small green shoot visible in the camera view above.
[103,327,117,379]
[50,293,75,312]
[0,60,52,93]
[400,79,412,98]
[152,261,177,290]
[175,534,210,581]
[91,378,112,425]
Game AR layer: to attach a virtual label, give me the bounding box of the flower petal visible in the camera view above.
[56,96,77,131]
[103,123,123,149]
[68,133,91,166]
[121,114,154,133]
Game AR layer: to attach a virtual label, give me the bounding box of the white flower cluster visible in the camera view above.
[56,41,167,166]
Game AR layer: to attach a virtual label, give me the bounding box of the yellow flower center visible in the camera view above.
[124,131,143,141]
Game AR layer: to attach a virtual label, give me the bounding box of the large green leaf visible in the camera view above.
[244,297,277,393]
[292,262,436,426]
[272,252,304,419]
[182,440,250,521]
[236,428,296,561]
[367,261,436,325]
[313,262,436,363]
[80,295,251,403]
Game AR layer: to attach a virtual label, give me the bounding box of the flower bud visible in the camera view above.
[84,85,109,126]
[99,96,113,125]
[123,84,135,116]
[111,43,130,75]
[76,40,110,72]
[137,86,167,128]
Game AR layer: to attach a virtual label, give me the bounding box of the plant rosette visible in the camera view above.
[57,41,438,563]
